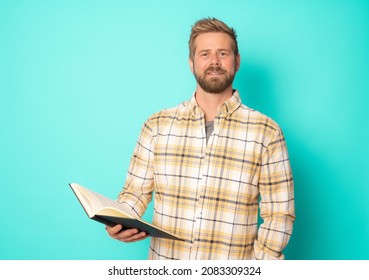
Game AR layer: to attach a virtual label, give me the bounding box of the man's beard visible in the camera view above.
[194,66,236,94]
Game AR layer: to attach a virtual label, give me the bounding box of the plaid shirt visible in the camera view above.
[118,91,295,260]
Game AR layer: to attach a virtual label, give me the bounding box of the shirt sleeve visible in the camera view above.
[117,119,155,218]
[254,126,295,260]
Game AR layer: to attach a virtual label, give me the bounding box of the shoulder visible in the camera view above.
[151,102,187,119]
[239,104,281,129]
[234,104,284,143]
[142,101,189,131]
[148,101,188,121]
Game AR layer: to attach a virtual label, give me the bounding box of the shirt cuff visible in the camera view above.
[254,240,285,260]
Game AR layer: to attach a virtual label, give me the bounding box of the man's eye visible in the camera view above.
[200,53,208,57]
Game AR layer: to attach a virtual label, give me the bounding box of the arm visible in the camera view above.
[117,119,155,217]
[254,126,295,260]
[106,119,155,243]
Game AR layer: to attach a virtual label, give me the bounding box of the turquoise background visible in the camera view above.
[1,0,368,260]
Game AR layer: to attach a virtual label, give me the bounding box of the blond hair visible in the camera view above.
[189,17,238,60]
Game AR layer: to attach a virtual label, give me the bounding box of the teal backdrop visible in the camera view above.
[1,0,368,260]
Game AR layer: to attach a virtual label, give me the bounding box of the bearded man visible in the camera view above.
[106,17,295,260]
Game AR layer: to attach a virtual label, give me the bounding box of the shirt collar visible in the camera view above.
[187,90,242,118]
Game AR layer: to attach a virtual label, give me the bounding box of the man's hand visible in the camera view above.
[105,224,148,243]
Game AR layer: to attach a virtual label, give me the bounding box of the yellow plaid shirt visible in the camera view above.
[118,91,295,260]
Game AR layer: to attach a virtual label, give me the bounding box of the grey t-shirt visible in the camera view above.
[205,121,214,143]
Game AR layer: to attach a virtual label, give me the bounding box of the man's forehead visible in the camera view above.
[194,32,233,50]
[196,32,233,41]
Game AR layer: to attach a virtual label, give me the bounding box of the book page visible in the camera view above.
[70,183,134,219]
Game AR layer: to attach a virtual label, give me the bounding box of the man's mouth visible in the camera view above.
[206,68,225,75]
[205,66,226,75]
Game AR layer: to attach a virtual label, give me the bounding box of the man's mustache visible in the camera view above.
[205,66,226,74]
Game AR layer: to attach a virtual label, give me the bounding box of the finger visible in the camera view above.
[105,224,123,236]
[114,228,140,239]
[119,231,147,243]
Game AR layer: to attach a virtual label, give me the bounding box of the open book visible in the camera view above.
[69,183,182,240]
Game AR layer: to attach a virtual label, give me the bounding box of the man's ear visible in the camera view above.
[236,54,241,72]
[189,58,194,73]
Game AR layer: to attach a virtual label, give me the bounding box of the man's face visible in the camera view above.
[190,32,240,94]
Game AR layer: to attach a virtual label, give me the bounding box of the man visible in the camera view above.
[106,18,295,260]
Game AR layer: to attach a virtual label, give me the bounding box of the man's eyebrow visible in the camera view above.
[198,48,230,52]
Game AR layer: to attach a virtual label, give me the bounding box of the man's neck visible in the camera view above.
[195,87,233,121]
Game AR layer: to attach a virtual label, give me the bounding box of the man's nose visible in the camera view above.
[210,54,221,66]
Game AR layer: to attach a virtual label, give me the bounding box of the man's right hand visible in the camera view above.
[105,224,148,243]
